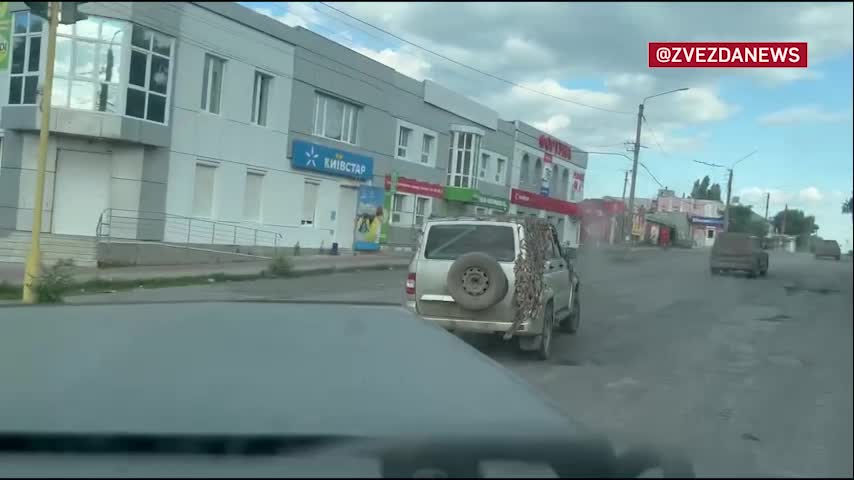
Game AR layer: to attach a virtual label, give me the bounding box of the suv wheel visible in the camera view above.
[536,303,554,361]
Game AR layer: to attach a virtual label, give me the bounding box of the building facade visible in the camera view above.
[508,121,587,246]
[0,1,586,252]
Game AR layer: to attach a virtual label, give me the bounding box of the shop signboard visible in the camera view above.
[510,188,579,217]
[0,3,10,70]
[541,153,554,196]
[444,186,509,212]
[291,139,373,181]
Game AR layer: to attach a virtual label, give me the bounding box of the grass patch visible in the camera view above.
[0,281,20,300]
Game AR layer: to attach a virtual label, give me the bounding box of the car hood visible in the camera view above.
[0,302,585,440]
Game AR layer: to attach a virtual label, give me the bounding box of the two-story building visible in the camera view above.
[0,1,586,256]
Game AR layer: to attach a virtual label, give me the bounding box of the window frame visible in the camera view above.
[301,180,320,226]
[243,170,265,222]
[8,11,43,105]
[421,134,434,164]
[192,162,218,219]
[391,192,431,227]
[520,154,530,183]
[446,130,481,189]
[397,125,412,159]
[250,70,273,126]
[201,53,226,115]
[313,92,359,145]
[124,23,174,124]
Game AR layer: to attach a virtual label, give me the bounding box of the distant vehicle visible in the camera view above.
[405,217,580,360]
[709,232,769,278]
[814,240,842,260]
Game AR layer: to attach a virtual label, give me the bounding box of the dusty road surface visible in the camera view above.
[69,249,852,477]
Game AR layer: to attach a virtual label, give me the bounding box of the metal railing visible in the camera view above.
[96,208,283,250]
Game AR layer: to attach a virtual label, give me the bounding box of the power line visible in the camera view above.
[318,2,634,115]
[641,115,669,156]
[638,161,664,188]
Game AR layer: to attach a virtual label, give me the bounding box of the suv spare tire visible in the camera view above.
[446,252,509,311]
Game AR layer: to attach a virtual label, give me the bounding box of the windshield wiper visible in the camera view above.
[0,433,356,456]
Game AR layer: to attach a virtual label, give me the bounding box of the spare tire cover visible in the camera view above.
[446,252,509,311]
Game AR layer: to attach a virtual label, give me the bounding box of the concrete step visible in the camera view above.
[0,231,98,267]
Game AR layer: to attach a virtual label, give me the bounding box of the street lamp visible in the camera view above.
[626,87,689,244]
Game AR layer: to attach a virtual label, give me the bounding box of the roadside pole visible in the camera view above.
[764,192,770,221]
[22,1,59,303]
[626,103,643,246]
[619,169,629,241]
[723,168,733,232]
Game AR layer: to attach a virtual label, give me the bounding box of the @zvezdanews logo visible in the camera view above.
[648,42,808,68]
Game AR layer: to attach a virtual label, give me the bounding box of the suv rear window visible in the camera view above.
[424,224,516,261]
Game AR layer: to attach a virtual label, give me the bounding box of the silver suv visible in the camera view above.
[405,217,580,360]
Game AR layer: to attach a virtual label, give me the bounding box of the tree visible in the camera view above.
[728,205,768,237]
[689,175,722,201]
[843,195,852,225]
[771,208,819,236]
[708,183,722,202]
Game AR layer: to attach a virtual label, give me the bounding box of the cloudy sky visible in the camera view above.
[242,1,853,247]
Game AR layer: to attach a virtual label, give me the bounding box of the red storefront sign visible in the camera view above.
[384,175,444,198]
[538,135,572,160]
[510,188,580,217]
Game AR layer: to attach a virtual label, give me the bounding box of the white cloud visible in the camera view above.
[758,105,851,126]
[799,186,824,203]
[352,45,432,80]
[532,114,571,134]
[739,187,791,207]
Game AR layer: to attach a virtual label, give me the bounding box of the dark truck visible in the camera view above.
[709,232,769,278]
[814,240,842,260]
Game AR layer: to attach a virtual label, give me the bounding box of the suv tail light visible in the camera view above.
[406,273,416,295]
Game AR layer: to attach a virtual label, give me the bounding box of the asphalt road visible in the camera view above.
[69,249,853,477]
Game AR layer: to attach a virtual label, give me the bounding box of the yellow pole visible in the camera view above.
[22,1,59,304]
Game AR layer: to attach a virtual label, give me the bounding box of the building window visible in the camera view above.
[313,92,359,145]
[52,18,127,114]
[251,71,272,126]
[123,24,173,122]
[391,193,407,224]
[562,169,570,200]
[707,228,715,239]
[520,154,530,183]
[391,193,430,226]
[192,163,217,218]
[421,134,434,164]
[479,153,489,179]
[301,181,319,225]
[549,165,559,197]
[415,197,430,226]
[534,158,543,184]
[201,53,225,114]
[9,11,43,105]
[243,171,264,221]
[446,130,481,188]
[496,157,505,183]
[397,126,412,159]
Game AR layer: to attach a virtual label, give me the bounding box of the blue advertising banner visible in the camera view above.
[354,185,385,251]
[291,139,373,181]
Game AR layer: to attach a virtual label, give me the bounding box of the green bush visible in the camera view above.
[267,255,293,277]
[36,259,76,303]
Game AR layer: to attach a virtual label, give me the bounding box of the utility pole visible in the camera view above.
[723,168,733,232]
[618,170,630,242]
[21,1,60,303]
[764,192,770,221]
[626,103,644,244]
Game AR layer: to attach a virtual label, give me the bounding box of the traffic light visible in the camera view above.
[23,2,48,20]
[23,2,89,24]
[60,2,89,25]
